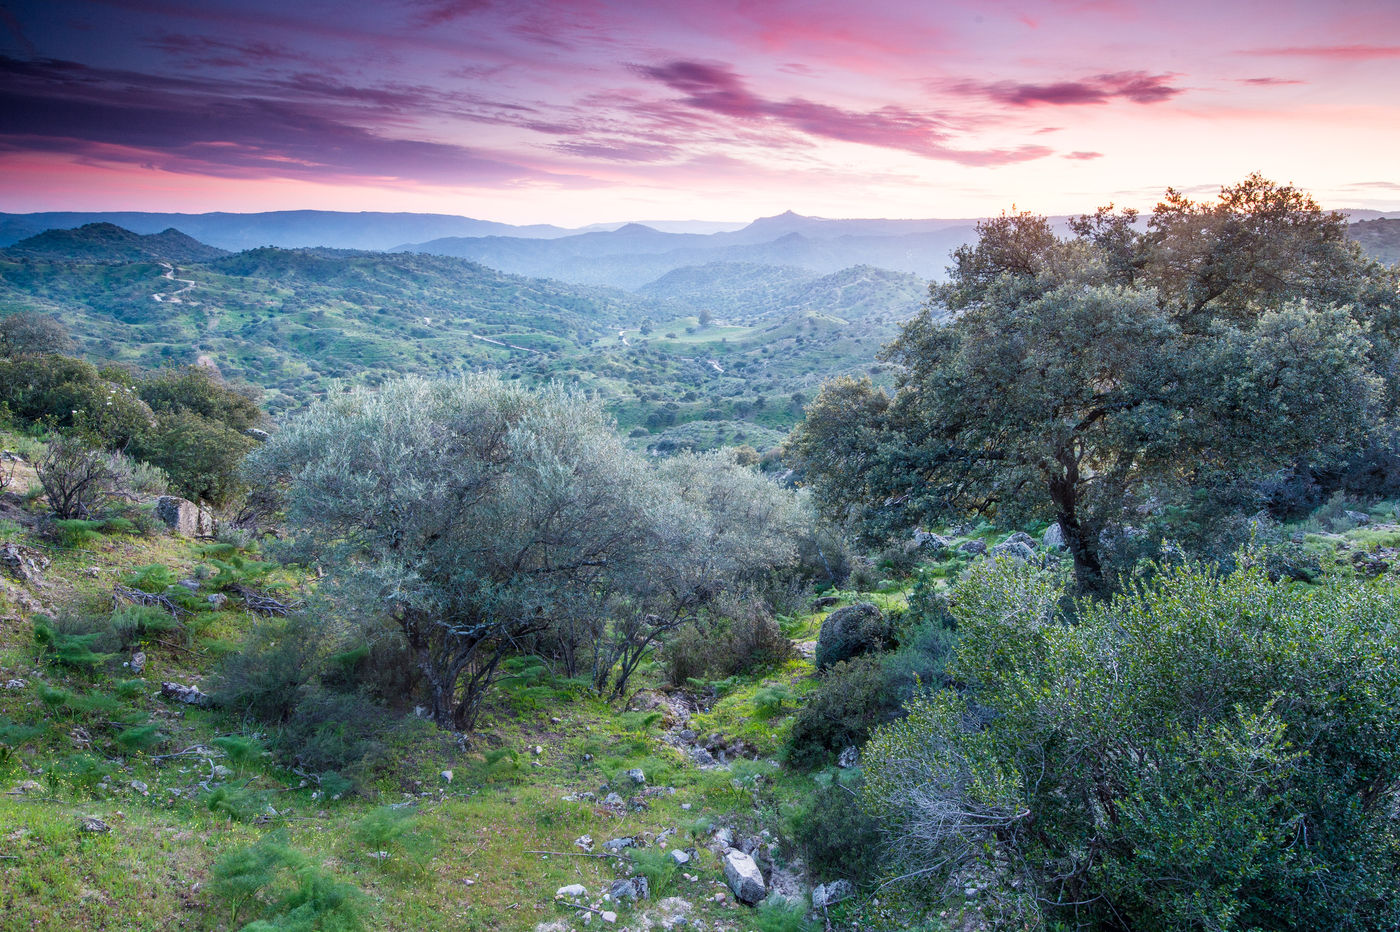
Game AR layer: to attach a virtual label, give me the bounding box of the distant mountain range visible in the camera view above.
[0,211,745,252]
[2,207,1396,292]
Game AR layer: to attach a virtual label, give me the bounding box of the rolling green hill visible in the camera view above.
[0,227,929,443]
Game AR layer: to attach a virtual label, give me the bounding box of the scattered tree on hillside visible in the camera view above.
[0,311,73,357]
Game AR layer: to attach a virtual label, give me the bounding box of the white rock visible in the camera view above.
[601,911,617,923]
[722,850,767,905]
[440,769,453,783]
[556,883,587,899]
[627,768,646,785]
[812,879,855,908]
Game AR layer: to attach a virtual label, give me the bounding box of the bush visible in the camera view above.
[789,774,883,887]
[785,655,890,770]
[209,834,366,931]
[37,438,132,520]
[212,616,325,723]
[862,557,1400,931]
[663,601,795,686]
[129,408,256,506]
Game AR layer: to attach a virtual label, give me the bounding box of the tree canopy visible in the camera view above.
[246,373,805,729]
[791,175,1400,590]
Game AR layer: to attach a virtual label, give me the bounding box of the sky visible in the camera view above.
[1,0,1398,225]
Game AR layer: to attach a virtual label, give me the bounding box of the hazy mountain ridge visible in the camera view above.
[639,261,928,322]
[1350,218,1400,265]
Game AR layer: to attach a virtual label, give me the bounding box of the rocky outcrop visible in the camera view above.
[159,681,212,707]
[1,541,48,582]
[990,540,1035,562]
[1043,522,1066,549]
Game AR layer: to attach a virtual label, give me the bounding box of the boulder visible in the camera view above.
[837,746,860,769]
[816,602,889,670]
[669,848,692,865]
[603,836,634,853]
[990,541,1035,562]
[723,850,767,905]
[1042,522,1066,549]
[958,539,987,556]
[1001,531,1037,549]
[810,595,841,611]
[155,496,214,538]
[1345,510,1372,526]
[556,883,587,900]
[244,427,271,443]
[626,767,646,785]
[812,879,855,908]
[128,651,146,675]
[607,876,651,901]
[79,816,110,833]
[160,681,212,707]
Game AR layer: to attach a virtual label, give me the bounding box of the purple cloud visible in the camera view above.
[636,59,1052,166]
[1064,150,1103,160]
[950,72,1183,106]
[0,56,584,187]
[1238,76,1305,86]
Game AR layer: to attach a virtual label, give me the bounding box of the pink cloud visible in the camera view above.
[636,60,1052,166]
[1243,44,1400,60]
[1064,150,1103,160]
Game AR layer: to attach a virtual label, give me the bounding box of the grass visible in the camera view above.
[0,453,968,931]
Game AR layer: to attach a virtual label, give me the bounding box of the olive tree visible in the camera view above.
[587,449,807,698]
[246,374,671,730]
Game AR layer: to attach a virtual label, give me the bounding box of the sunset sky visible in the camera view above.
[2,0,1398,224]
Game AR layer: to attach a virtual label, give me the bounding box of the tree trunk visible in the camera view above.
[1048,455,1106,594]
[1059,510,1106,594]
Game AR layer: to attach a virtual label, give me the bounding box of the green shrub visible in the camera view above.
[212,617,324,723]
[209,833,365,931]
[664,602,795,686]
[113,722,162,754]
[350,806,436,871]
[863,557,1400,932]
[753,684,794,719]
[789,775,883,887]
[109,603,180,649]
[630,847,679,898]
[0,717,44,763]
[784,656,890,770]
[33,614,111,671]
[752,897,819,932]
